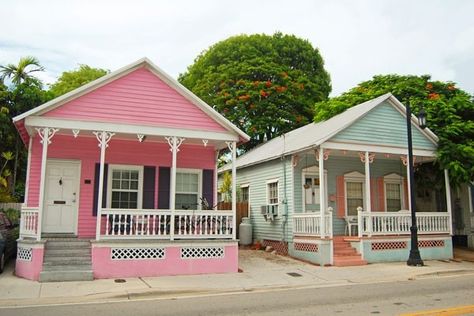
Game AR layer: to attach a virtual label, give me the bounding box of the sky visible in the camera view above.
[1,0,473,96]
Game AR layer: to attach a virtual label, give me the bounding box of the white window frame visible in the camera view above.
[175,168,202,210]
[266,178,280,217]
[301,166,328,213]
[383,173,406,212]
[107,164,144,209]
[240,183,250,202]
[344,171,365,216]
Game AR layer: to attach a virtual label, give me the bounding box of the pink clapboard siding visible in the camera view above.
[44,68,227,133]
[27,135,216,238]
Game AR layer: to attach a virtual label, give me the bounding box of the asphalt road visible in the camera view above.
[1,274,474,316]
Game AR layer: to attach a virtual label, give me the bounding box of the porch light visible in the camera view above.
[406,102,424,267]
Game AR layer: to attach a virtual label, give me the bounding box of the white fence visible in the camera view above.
[358,211,450,237]
[100,208,233,240]
[19,206,39,239]
[293,211,333,238]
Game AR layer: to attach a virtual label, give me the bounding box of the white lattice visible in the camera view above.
[17,247,32,261]
[181,247,224,259]
[111,248,165,260]
[294,242,319,253]
[371,241,407,251]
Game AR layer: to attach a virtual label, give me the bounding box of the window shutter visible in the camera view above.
[377,177,385,212]
[158,167,170,209]
[336,176,345,218]
[143,166,156,209]
[202,169,214,209]
[370,178,377,211]
[403,178,409,209]
[92,163,108,216]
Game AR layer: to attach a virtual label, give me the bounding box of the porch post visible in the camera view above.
[318,148,326,239]
[406,159,412,211]
[364,151,372,236]
[36,127,59,241]
[24,136,33,205]
[166,136,184,241]
[214,150,219,209]
[227,141,237,240]
[94,131,114,241]
[444,169,453,235]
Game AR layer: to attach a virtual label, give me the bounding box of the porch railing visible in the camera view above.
[19,206,39,239]
[100,208,234,240]
[293,210,333,238]
[358,211,450,237]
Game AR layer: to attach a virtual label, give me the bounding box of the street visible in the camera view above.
[1,274,474,316]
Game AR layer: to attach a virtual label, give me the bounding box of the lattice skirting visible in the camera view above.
[111,247,165,260]
[17,247,32,261]
[262,240,288,255]
[371,240,446,251]
[418,240,445,248]
[181,247,224,259]
[294,242,319,253]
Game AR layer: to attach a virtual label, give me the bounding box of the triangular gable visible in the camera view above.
[43,67,228,132]
[329,100,437,150]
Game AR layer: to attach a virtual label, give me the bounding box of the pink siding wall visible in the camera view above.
[27,135,216,238]
[15,247,44,281]
[44,68,227,133]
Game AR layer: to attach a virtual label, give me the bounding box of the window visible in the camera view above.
[240,184,249,202]
[267,180,279,205]
[175,169,201,210]
[384,173,405,212]
[108,165,143,209]
[344,171,365,216]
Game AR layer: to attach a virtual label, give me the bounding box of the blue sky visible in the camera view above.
[1,0,473,96]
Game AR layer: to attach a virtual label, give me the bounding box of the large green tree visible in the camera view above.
[179,32,331,150]
[49,64,108,98]
[314,75,474,187]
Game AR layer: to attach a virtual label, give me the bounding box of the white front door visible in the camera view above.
[43,160,80,234]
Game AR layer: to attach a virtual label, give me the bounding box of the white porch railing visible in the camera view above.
[293,211,333,238]
[358,211,450,237]
[101,208,233,240]
[19,206,39,239]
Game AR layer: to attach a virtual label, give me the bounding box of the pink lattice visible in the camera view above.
[371,241,407,251]
[294,242,319,253]
[418,240,445,248]
[262,240,288,255]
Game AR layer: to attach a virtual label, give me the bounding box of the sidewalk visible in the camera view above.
[1,249,474,307]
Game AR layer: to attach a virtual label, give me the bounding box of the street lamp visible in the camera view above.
[406,103,426,266]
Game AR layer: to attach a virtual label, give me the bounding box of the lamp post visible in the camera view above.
[406,103,426,266]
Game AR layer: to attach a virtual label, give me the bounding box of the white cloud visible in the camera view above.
[0,0,473,95]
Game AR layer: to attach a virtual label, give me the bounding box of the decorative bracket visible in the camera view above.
[400,155,417,166]
[36,127,59,145]
[137,134,145,142]
[93,131,115,148]
[291,154,299,167]
[315,149,331,161]
[359,152,375,163]
[165,136,185,152]
[226,141,236,153]
[202,139,208,147]
[72,129,80,138]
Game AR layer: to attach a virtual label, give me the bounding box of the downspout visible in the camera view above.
[281,134,288,243]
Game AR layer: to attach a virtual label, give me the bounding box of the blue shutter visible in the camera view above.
[202,169,214,209]
[93,163,108,216]
[158,167,170,209]
[142,166,156,209]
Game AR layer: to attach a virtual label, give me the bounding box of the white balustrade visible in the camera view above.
[20,206,39,239]
[293,211,332,237]
[101,208,233,240]
[358,211,450,237]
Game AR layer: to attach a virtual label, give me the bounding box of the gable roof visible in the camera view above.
[13,57,250,142]
[221,93,438,170]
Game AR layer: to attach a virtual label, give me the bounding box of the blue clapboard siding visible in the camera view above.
[294,154,408,235]
[330,101,436,150]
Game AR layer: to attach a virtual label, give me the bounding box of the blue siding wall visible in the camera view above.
[330,101,436,150]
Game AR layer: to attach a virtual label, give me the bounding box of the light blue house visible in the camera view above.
[220,93,454,266]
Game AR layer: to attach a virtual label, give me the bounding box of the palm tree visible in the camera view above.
[0,56,44,85]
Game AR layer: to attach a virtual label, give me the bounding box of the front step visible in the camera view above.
[39,238,93,282]
[333,236,367,267]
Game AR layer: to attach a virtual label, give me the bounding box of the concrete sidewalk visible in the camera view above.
[1,249,474,307]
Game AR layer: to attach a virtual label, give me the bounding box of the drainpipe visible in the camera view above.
[281,135,288,243]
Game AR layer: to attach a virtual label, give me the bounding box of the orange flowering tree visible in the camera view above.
[178,33,331,150]
[314,74,474,187]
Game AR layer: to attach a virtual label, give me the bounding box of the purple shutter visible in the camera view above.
[158,167,170,209]
[93,163,108,216]
[142,166,156,209]
[202,169,214,209]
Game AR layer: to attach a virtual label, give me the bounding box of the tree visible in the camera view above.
[49,64,108,98]
[314,75,474,187]
[0,56,44,85]
[179,33,331,150]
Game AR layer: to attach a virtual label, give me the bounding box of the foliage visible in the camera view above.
[314,75,474,187]
[49,64,109,98]
[0,56,44,86]
[0,151,13,188]
[218,171,232,202]
[179,32,331,151]
[2,208,20,226]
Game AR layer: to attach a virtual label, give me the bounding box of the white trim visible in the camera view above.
[175,168,203,210]
[301,167,328,213]
[240,183,250,188]
[25,116,239,143]
[344,171,366,216]
[24,136,33,204]
[266,180,280,205]
[323,141,436,157]
[14,58,249,142]
[383,173,405,211]
[266,178,279,184]
[106,164,144,209]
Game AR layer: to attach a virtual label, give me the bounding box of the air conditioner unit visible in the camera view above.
[261,205,278,221]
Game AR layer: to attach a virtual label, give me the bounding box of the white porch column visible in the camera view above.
[364,151,372,213]
[94,131,114,240]
[444,169,453,235]
[406,160,412,211]
[166,136,184,241]
[227,141,237,240]
[36,127,59,241]
[318,148,326,239]
[23,136,33,205]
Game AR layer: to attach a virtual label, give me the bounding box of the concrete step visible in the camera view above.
[43,257,91,265]
[45,248,91,257]
[39,270,94,282]
[45,241,91,249]
[42,263,92,271]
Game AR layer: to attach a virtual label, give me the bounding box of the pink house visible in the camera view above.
[13,58,249,282]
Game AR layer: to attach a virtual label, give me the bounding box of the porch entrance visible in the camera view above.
[43,160,80,234]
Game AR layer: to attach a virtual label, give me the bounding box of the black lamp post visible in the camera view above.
[406,103,426,266]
